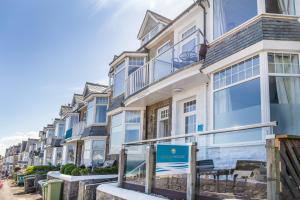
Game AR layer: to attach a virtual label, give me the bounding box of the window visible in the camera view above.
[113,61,125,97]
[184,100,196,134]
[265,0,296,15]
[182,26,196,39]
[66,115,79,130]
[268,53,300,135]
[128,57,144,75]
[213,56,262,144]
[214,56,260,90]
[110,113,123,154]
[157,41,171,55]
[86,100,94,126]
[58,124,65,138]
[67,144,75,163]
[95,97,108,123]
[268,53,299,74]
[125,111,141,142]
[157,107,169,138]
[92,140,105,165]
[214,0,257,38]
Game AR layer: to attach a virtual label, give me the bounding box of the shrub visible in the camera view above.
[92,166,118,175]
[79,168,90,176]
[60,163,76,174]
[71,168,81,176]
[25,165,59,175]
[63,164,76,175]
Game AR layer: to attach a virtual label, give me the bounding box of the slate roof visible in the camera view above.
[72,93,84,106]
[59,105,72,117]
[83,82,108,99]
[81,126,107,138]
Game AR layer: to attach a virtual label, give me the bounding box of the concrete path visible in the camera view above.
[0,179,42,200]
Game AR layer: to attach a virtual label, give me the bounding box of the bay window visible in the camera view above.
[268,53,300,134]
[110,111,142,154]
[128,57,144,75]
[86,97,108,126]
[125,111,141,142]
[57,124,65,138]
[265,0,296,15]
[110,113,123,154]
[213,56,261,144]
[213,0,257,39]
[65,114,79,130]
[84,140,105,166]
[113,61,125,97]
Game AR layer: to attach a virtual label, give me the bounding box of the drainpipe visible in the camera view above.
[197,0,208,43]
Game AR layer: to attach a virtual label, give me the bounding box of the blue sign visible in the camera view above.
[156,144,190,175]
[197,124,204,132]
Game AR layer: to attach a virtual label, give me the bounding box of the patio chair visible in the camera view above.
[196,159,232,192]
[232,160,266,188]
[102,160,116,168]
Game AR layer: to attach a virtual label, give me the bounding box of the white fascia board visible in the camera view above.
[110,53,148,68]
[47,171,117,182]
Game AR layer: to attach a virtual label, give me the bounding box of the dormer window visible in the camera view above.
[65,114,79,131]
[213,0,257,39]
[141,24,164,45]
[86,97,108,126]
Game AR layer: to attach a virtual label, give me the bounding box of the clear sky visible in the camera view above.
[0,0,193,155]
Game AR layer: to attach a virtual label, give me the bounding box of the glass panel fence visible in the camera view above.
[123,144,147,192]
[195,128,267,199]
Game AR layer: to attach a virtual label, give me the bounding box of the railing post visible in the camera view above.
[145,144,154,194]
[266,138,280,200]
[118,146,126,187]
[187,142,197,200]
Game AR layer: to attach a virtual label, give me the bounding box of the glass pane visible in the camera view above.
[214,78,261,130]
[87,101,94,125]
[184,100,196,113]
[112,112,122,127]
[114,68,125,97]
[92,140,105,149]
[95,105,107,123]
[125,111,141,123]
[269,76,300,134]
[110,127,123,154]
[185,114,196,134]
[92,150,104,162]
[214,129,262,144]
[214,0,257,38]
[125,124,140,142]
[265,0,296,15]
[96,97,108,104]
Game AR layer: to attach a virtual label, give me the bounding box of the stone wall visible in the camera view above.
[96,190,125,200]
[78,180,113,200]
[146,98,172,139]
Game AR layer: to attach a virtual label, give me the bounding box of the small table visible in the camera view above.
[196,167,233,193]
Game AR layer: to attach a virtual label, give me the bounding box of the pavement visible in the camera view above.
[0,179,42,200]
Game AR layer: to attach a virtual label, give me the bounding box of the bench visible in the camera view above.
[232,160,266,187]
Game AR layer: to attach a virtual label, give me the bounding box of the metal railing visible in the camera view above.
[124,121,277,146]
[126,29,204,98]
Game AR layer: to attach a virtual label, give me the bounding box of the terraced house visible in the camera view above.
[102,0,300,199]
[62,82,109,167]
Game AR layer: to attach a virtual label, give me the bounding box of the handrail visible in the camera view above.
[123,121,277,146]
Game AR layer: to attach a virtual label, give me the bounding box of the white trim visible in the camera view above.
[157,40,171,55]
[107,107,146,116]
[48,171,117,182]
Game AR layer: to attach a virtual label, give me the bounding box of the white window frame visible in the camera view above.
[179,24,198,56]
[113,61,126,97]
[183,99,197,135]
[157,106,169,138]
[91,139,106,164]
[210,54,266,147]
[86,96,108,127]
[157,40,171,55]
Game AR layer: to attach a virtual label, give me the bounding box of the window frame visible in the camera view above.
[86,96,108,127]
[157,106,169,138]
[211,54,265,146]
[183,99,197,135]
[113,61,126,97]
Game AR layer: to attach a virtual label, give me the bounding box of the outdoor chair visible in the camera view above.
[232,160,266,188]
[196,159,232,192]
[101,160,116,168]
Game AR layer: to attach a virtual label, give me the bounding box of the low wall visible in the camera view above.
[47,171,117,200]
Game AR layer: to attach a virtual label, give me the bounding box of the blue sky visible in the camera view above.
[0,0,192,155]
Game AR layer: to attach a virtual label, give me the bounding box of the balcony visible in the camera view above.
[126,29,204,99]
[67,121,86,141]
[65,128,72,139]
